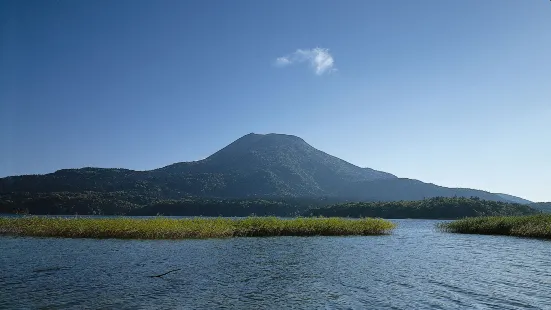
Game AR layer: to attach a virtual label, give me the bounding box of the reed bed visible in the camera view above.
[438,214,551,239]
[0,216,395,239]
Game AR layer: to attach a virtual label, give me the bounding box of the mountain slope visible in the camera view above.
[336,178,510,202]
[530,202,551,213]
[0,133,395,199]
[154,133,396,197]
[495,193,533,204]
[0,133,518,214]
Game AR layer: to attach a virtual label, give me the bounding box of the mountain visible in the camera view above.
[0,133,519,214]
[154,133,396,197]
[495,193,533,204]
[0,133,395,199]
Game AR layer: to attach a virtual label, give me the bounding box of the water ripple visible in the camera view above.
[1,220,550,309]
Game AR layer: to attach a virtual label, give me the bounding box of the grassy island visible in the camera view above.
[0,216,395,239]
[438,214,551,239]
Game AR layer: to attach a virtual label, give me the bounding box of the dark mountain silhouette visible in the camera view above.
[0,133,523,214]
[0,133,395,199]
[153,133,396,197]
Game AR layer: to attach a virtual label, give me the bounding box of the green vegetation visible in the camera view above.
[0,216,395,239]
[438,214,551,239]
[0,192,337,216]
[130,198,337,217]
[306,197,539,219]
[0,194,538,219]
[0,191,143,215]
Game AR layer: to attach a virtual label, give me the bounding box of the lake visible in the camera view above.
[1,219,550,309]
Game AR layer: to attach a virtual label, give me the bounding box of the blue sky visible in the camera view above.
[1,0,550,201]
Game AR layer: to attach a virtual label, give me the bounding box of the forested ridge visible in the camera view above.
[0,194,538,219]
[0,191,338,216]
[305,197,539,219]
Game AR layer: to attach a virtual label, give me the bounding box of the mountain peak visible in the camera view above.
[238,132,306,144]
[180,132,396,196]
[206,133,309,160]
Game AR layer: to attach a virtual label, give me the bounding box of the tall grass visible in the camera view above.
[438,214,551,239]
[0,216,395,239]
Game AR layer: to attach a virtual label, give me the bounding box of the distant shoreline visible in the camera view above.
[1,197,539,219]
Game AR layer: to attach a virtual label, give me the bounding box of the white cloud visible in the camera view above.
[275,57,291,66]
[274,47,336,75]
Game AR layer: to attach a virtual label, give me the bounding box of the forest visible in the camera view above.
[0,193,539,219]
[305,197,538,219]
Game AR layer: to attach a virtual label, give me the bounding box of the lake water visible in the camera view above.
[1,219,550,309]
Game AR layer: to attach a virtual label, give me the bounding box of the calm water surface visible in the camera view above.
[1,219,550,309]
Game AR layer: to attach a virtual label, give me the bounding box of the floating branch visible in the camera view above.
[149,268,182,278]
[33,267,70,273]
